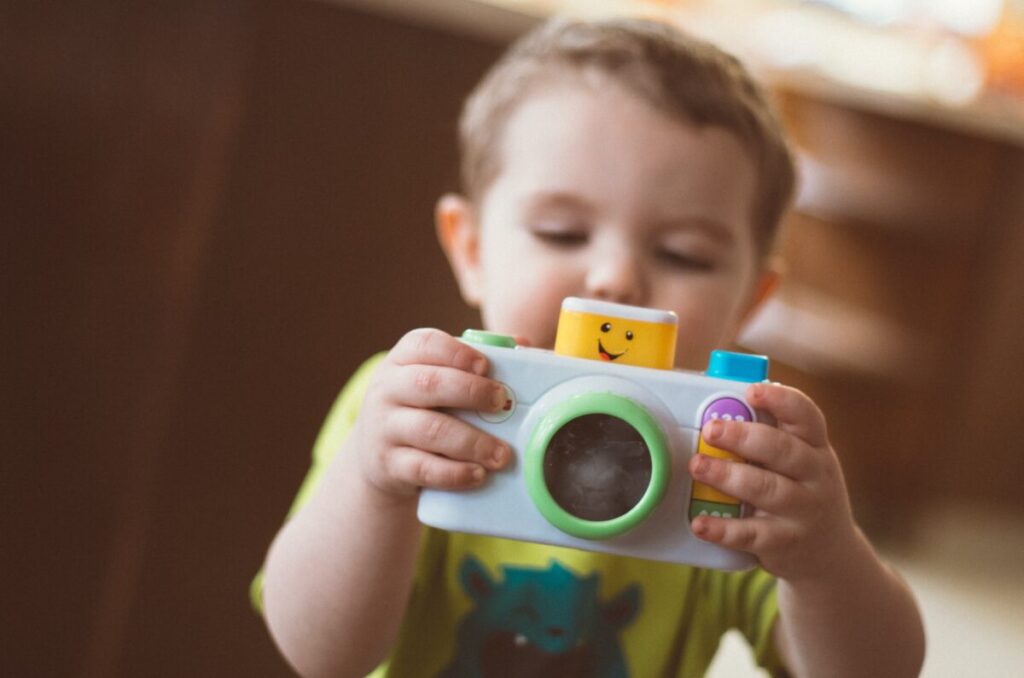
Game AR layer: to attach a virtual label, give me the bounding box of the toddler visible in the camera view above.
[257,17,924,678]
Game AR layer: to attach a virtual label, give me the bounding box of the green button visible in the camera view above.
[461,329,517,348]
[689,499,741,520]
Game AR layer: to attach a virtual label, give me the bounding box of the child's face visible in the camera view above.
[439,81,773,370]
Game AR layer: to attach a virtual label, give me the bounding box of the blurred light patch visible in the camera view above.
[810,0,1004,35]
[931,0,1004,36]
[923,37,985,105]
[751,7,984,105]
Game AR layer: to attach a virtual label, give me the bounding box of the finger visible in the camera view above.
[746,383,828,448]
[386,364,507,412]
[701,419,819,481]
[691,514,794,554]
[390,328,489,376]
[383,446,488,491]
[689,452,801,514]
[388,408,510,471]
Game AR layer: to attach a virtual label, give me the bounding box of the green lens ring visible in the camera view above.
[525,392,669,540]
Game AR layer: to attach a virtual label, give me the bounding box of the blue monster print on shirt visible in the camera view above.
[439,556,641,678]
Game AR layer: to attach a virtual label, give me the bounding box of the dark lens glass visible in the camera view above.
[543,414,651,522]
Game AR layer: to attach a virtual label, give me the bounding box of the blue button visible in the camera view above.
[706,350,768,383]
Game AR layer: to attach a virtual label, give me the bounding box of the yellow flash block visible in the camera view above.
[554,297,678,370]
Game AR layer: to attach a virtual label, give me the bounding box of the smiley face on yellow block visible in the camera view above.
[553,297,678,370]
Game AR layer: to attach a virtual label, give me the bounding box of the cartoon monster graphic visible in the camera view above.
[439,556,641,678]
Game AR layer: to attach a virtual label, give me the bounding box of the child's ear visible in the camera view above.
[436,193,483,307]
[741,256,783,326]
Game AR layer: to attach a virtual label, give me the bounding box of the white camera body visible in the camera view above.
[417,329,769,571]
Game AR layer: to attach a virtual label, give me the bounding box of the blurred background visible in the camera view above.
[3,0,1022,676]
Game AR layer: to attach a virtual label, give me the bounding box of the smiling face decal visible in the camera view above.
[597,322,632,361]
[554,298,678,370]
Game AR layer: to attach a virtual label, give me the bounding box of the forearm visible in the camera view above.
[262,451,422,677]
[774,527,925,678]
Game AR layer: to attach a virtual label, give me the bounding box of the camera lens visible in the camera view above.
[543,414,652,522]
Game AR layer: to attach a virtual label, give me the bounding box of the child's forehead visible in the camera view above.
[489,91,756,220]
[498,84,752,177]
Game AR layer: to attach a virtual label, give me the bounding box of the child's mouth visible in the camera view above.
[597,340,625,361]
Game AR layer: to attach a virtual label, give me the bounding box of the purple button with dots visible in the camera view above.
[701,397,752,425]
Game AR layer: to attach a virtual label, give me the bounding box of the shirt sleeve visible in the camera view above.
[249,353,387,613]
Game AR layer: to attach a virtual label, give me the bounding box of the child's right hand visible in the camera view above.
[346,328,512,499]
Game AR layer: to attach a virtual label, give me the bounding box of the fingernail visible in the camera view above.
[749,383,764,401]
[703,419,724,441]
[472,358,487,376]
[471,466,485,483]
[693,454,710,475]
[492,385,507,410]
[492,444,507,467]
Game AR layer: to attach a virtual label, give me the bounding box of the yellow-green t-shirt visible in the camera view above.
[254,354,786,677]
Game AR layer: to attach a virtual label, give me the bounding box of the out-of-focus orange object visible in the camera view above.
[979,6,1024,96]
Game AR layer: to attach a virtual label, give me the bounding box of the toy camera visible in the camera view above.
[417,297,770,570]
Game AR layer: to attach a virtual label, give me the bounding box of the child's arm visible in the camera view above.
[688,383,925,678]
[261,329,511,677]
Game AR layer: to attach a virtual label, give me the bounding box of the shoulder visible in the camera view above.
[311,352,387,468]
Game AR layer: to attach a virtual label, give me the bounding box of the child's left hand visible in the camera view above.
[687,382,859,582]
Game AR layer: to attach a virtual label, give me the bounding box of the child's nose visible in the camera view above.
[584,249,646,305]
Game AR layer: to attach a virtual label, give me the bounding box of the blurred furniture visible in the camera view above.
[762,94,1024,534]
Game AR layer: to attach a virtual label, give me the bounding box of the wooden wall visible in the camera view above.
[2,1,497,675]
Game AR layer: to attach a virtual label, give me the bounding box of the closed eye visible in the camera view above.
[656,249,715,272]
[531,229,588,247]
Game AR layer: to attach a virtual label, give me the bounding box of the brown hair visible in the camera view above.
[458,17,796,256]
